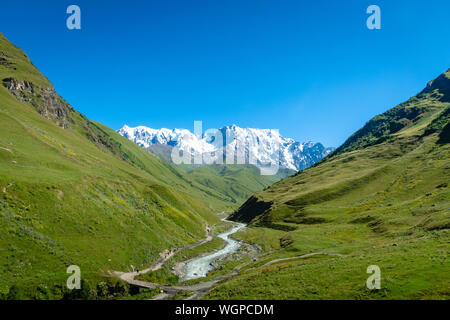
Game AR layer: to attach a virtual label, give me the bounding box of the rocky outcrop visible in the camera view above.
[1,77,130,159]
[2,77,73,129]
[3,77,29,90]
[0,33,151,164]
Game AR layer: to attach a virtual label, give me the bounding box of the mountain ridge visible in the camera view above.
[0,32,231,297]
[230,69,450,225]
[208,69,450,299]
[118,124,334,171]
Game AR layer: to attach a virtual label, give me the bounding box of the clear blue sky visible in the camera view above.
[1,0,449,147]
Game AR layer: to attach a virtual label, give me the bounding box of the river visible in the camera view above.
[183,221,246,281]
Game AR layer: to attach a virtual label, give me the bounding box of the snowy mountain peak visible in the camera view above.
[118,124,334,171]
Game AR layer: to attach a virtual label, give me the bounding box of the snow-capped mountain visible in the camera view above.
[118,124,334,171]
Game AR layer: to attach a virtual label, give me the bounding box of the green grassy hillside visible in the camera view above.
[90,122,256,212]
[146,144,295,205]
[212,70,450,299]
[179,164,293,206]
[0,32,232,298]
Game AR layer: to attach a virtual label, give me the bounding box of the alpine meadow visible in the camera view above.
[0,1,449,304]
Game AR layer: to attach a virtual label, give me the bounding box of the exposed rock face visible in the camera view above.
[0,32,146,161]
[1,77,130,159]
[3,77,36,97]
[2,77,73,129]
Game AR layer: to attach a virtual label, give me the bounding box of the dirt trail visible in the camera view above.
[132,251,345,300]
[112,225,213,288]
[259,252,346,268]
[113,224,346,300]
[112,223,247,300]
[121,265,241,300]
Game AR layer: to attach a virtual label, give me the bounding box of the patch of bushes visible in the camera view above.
[279,234,294,248]
[350,215,376,224]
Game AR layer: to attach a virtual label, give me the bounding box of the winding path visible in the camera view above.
[112,224,346,300]
[113,225,212,285]
[259,252,346,268]
[113,223,247,300]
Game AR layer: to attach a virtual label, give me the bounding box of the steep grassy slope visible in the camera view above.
[146,143,295,205]
[230,69,450,226]
[91,122,257,211]
[179,164,294,206]
[212,70,450,299]
[0,32,228,298]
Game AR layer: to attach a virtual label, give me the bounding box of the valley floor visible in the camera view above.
[109,218,449,300]
[112,220,254,300]
[203,226,449,300]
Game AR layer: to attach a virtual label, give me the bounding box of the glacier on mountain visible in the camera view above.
[118,124,334,171]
